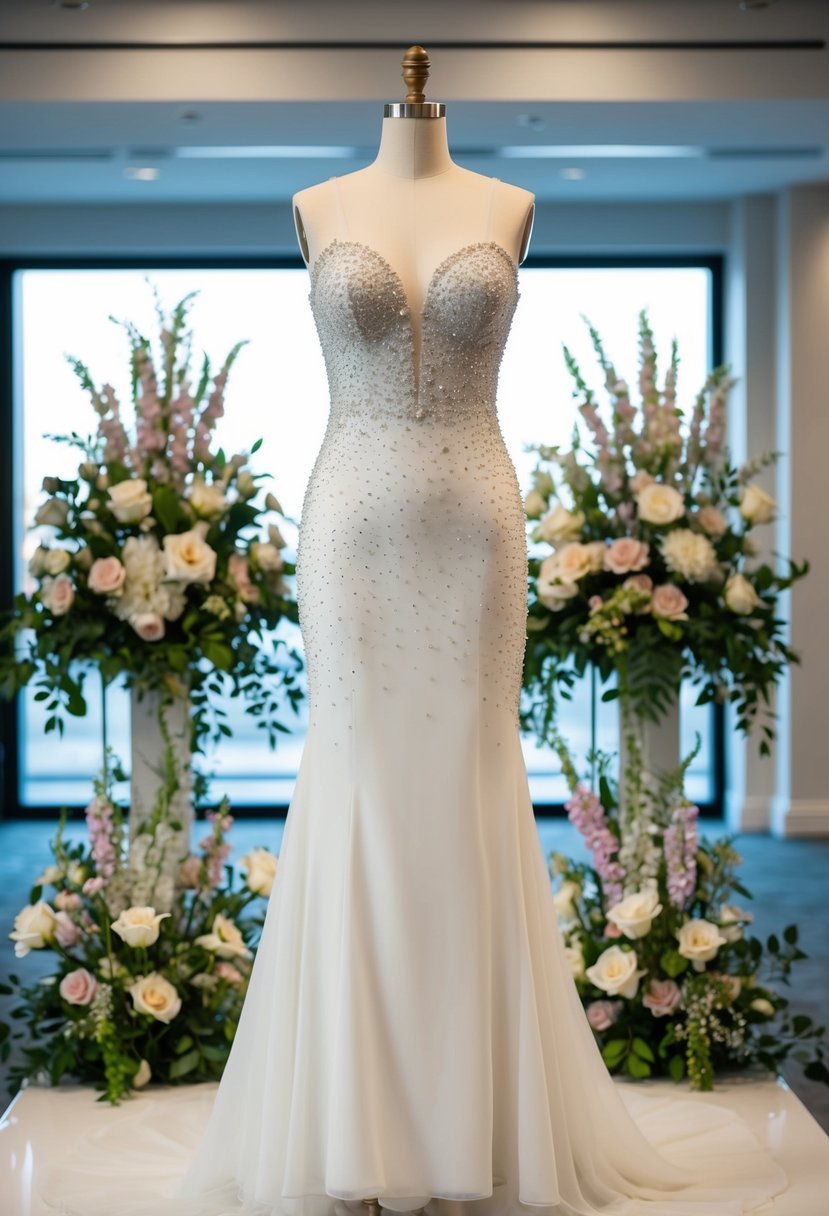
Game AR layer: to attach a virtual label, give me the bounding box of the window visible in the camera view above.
[3,256,722,815]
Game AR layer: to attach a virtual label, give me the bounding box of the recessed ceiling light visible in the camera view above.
[517,114,546,132]
[561,167,585,180]
[124,166,159,181]
[180,111,201,123]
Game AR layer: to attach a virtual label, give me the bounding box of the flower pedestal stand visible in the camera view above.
[618,692,680,801]
[129,685,193,913]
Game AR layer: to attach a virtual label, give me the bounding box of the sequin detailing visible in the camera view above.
[298,238,529,729]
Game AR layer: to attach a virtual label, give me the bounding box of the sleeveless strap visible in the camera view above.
[329,176,349,238]
[486,177,500,239]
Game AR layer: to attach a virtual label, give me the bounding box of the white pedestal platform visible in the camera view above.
[2,1074,828,1216]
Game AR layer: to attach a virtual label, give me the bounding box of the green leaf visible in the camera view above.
[668,1055,686,1082]
[632,1037,655,1063]
[168,1049,200,1080]
[660,948,689,978]
[175,1034,195,1054]
[626,1052,651,1079]
[601,1039,627,1067]
[152,485,185,534]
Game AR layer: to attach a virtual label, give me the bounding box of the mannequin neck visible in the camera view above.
[371,116,455,179]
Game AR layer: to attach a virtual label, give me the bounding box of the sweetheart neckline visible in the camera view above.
[308,238,518,322]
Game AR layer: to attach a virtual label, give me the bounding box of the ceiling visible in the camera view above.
[0,0,827,204]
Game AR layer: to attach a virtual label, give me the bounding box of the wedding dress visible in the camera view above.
[41,180,788,1216]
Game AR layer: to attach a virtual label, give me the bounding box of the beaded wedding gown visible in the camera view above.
[42,184,787,1216]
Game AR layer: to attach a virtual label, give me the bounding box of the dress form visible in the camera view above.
[292,48,535,314]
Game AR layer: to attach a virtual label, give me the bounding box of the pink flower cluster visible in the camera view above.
[199,808,234,887]
[663,801,699,909]
[84,794,119,881]
[565,783,626,908]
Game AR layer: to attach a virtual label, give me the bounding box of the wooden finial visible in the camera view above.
[402,44,430,103]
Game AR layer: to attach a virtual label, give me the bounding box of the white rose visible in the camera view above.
[554,542,594,584]
[129,973,182,1024]
[36,864,63,886]
[162,528,217,585]
[250,542,283,574]
[696,505,728,537]
[111,905,171,948]
[564,943,585,980]
[740,484,776,525]
[108,479,153,524]
[630,471,654,495]
[41,574,74,616]
[718,902,753,943]
[195,913,252,960]
[189,479,227,518]
[636,483,685,526]
[9,901,58,957]
[43,549,71,575]
[524,489,548,520]
[552,880,581,922]
[676,918,728,971]
[240,848,278,897]
[536,554,580,611]
[133,1058,152,1088]
[534,504,586,546]
[750,997,776,1018]
[34,498,70,528]
[724,573,762,615]
[584,541,607,573]
[660,529,720,583]
[606,888,663,939]
[585,945,646,999]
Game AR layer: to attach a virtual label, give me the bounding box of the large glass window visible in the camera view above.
[8,259,720,813]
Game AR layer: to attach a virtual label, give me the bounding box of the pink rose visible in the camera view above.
[59,967,99,1007]
[88,556,126,596]
[215,961,244,986]
[588,594,603,611]
[604,920,623,938]
[54,890,82,911]
[604,537,650,575]
[82,876,106,896]
[228,553,260,605]
[586,999,623,1031]
[178,856,203,888]
[642,978,681,1017]
[54,909,81,948]
[651,584,689,621]
[131,612,165,642]
[42,574,74,616]
[623,574,653,594]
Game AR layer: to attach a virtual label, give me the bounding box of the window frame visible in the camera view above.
[0,252,726,821]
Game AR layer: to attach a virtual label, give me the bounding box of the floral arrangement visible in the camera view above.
[0,288,302,751]
[522,312,807,752]
[549,737,828,1091]
[0,758,278,1104]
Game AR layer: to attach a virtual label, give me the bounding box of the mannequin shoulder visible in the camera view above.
[291,181,335,266]
[490,178,536,265]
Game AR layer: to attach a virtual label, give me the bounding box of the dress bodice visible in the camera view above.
[308,239,519,425]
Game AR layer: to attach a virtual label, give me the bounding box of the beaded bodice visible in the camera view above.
[308,239,519,424]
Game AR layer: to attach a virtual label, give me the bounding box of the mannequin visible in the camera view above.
[292,46,535,332]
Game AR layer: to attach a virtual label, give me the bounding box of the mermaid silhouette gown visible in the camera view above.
[42,182,787,1216]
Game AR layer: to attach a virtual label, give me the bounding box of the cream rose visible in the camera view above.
[696,505,728,537]
[523,489,548,520]
[750,997,776,1018]
[584,541,607,573]
[59,967,99,1006]
[676,918,728,971]
[636,483,685,526]
[563,943,585,980]
[651,584,689,621]
[88,556,126,596]
[554,542,594,583]
[240,848,278,897]
[43,549,71,576]
[111,905,171,948]
[724,573,762,615]
[552,880,581,922]
[195,913,252,960]
[189,479,227,518]
[739,484,776,525]
[41,574,74,615]
[250,542,284,574]
[718,902,753,943]
[129,973,182,1023]
[133,1059,152,1088]
[108,478,153,524]
[606,889,663,939]
[34,498,70,528]
[630,471,654,495]
[536,555,579,611]
[162,528,217,585]
[585,945,645,999]
[9,901,57,957]
[535,504,586,546]
[660,529,720,583]
[604,537,650,575]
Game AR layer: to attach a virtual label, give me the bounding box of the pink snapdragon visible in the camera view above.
[199,807,234,887]
[565,783,626,908]
[663,801,699,909]
[84,793,119,881]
